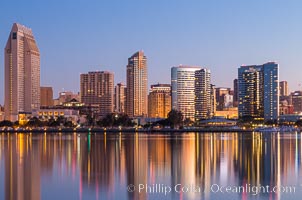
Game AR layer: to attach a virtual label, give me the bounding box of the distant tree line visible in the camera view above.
[0,110,187,129]
[0,116,75,128]
[3,111,301,129]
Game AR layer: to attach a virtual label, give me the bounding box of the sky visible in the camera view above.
[1,0,302,104]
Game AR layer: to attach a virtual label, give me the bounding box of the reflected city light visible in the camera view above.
[0,132,301,200]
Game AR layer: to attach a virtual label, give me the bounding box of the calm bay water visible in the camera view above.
[0,132,301,200]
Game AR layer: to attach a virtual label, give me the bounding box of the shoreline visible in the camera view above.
[0,127,297,133]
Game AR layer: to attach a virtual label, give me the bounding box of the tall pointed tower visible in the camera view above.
[4,23,40,121]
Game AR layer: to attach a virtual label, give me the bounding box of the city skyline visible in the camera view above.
[1,1,302,105]
[1,2,302,200]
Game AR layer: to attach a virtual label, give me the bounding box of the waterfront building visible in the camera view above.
[233,79,238,107]
[280,99,294,115]
[80,71,114,117]
[238,62,279,121]
[126,51,148,117]
[210,84,216,116]
[215,87,231,111]
[195,68,212,121]
[215,107,238,119]
[223,94,233,108]
[290,91,302,113]
[148,84,171,118]
[63,98,84,107]
[53,91,81,106]
[4,23,40,121]
[40,87,54,107]
[279,114,302,124]
[0,105,4,121]
[280,81,288,97]
[33,108,80,125]
[114,83,126,113]
[198,117,237,127]
[171,65,202,121]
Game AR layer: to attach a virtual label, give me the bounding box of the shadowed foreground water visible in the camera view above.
[0,132,301,200]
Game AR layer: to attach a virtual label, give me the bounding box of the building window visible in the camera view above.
[12,32,17,40]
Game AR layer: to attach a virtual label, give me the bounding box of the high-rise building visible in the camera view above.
[126,51,148,117]
[238,62,279,121]
[233,79,238,107]
[148,84,171,118]
[0,105,4,121]
[114,83,126,113]
[195,68,212,121]
[280,81,288,97]
[4,23,40,121]
[280,99,294,115]
[238,67,263,118]
[40,87,54,107]
[215,87,231,111]
[210,84,216,116]
[80,71,114,117]
[224,94,233,108]
[290,91,302,113]
[171,65,202,121]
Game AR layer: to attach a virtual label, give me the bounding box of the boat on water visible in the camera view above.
[279,126,300,132]
[254,126,280,132]
[254,126,300,132]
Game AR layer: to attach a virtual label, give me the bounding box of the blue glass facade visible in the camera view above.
[238,62,279,121]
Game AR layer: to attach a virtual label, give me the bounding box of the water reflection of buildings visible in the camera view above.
[148,134,172,183]
[3,133,79,200]
[1,132,302,200]
[237,133,302,200]
[171,132,302,199]
[4,134,41,200]
[80,134,117,198]
[124,133,148,200]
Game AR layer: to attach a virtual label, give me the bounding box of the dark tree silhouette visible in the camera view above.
[97,113,134,127]
[0,120,13,127]
[27,117,44,127]
[167,109,184,129]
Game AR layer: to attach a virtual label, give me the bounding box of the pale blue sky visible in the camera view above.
[1,0,302,104]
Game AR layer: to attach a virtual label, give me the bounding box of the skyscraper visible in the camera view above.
[114,83,126,113]
[215,87,231,111]
[280,81,288,97]
[171,66,202,121]
[233,79,238,107]
[238,62,279,121]
[4,23,40,121]
[148,84,171,118]
[126,51,148,117]
[80,71,114,117]
[290,91,302,113]
[195,68,212,121]
[40,87,54,107]
[210,84,216,116]
[0,105,4,121]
